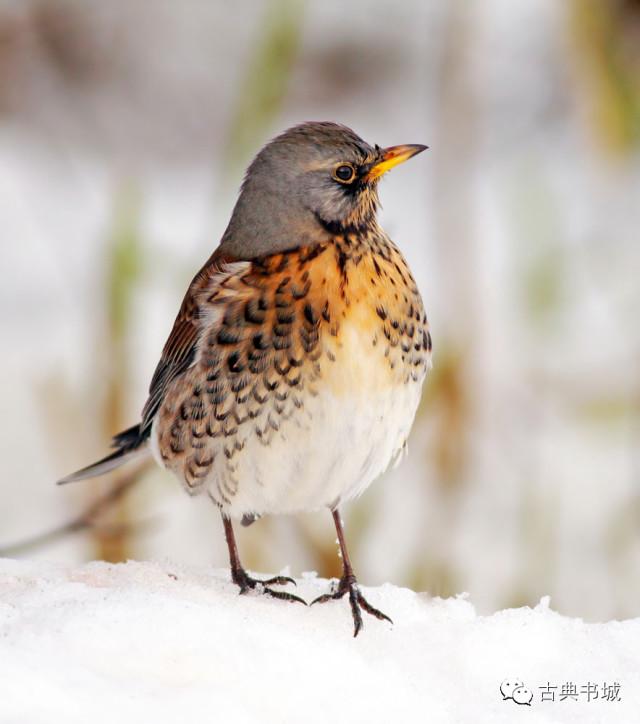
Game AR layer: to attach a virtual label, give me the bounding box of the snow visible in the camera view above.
[1,558,637,723]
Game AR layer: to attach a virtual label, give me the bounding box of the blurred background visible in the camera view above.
[1,0,639,622]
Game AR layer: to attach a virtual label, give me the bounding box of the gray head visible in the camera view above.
[219,122,426,259]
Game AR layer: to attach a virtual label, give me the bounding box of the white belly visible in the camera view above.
[218,375,421,518]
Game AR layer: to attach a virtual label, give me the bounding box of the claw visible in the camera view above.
[221,515,306,605]
[260,575,297,587]
[312,574,392,636]
[233,568,307,605]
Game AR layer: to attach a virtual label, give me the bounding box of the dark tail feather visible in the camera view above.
[57,424,149,485]
[111,424,146,449]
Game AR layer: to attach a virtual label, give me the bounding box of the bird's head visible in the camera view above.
[219,122,427,259]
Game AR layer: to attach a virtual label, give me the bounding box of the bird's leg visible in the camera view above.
[221,514,306,604]
[312,508,392,636]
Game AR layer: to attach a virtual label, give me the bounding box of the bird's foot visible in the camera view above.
[312,574,392,636]
[231,567,307,604]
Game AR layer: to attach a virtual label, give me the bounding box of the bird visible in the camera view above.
[59,121,432,636]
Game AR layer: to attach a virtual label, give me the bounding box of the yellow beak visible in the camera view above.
[366,144,428,180]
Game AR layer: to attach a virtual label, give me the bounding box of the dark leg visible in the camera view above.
[221,513,306,604]
[312,508,392,636]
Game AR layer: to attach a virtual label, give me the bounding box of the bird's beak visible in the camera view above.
[366,144,428,180]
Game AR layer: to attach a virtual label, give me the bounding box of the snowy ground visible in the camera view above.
[0,558,637,723]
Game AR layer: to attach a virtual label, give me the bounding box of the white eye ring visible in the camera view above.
[333,163,355,183]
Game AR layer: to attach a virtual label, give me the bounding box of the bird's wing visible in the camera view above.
[140,251,251,437]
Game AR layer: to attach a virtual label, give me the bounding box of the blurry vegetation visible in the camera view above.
[95,184,145,563]
[510,169,566,328]
[419,348,470,492]
[225,0,306,170]
[570,0,640,152]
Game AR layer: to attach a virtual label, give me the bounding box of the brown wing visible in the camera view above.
[139,248,248,437]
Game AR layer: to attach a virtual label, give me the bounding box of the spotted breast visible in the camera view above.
[150,232,431,521]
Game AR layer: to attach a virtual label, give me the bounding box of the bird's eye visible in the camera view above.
[333,163,355,183]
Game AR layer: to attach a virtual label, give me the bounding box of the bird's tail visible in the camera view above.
[57,424,149,484]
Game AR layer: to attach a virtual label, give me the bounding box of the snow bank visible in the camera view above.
[0,558,637,723]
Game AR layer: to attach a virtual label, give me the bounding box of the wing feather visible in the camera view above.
[140,250,251,436]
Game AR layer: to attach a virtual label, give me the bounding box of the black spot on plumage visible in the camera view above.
[274,358,291,376]
[336,249,349,282]
[303,303,319,326]
[253,333,269,353]
[275,295,292,308]
[277,308,296,325]
[252,386,268,404]
[208,390,227,406]
[273,335,293,350]
[191,402,207,420]
[233,410,249,425]
[170,440,185,455]
[191,425,206,440]
[276,255,290,272]
[206,378,225,394]
[252,257,269,271]
[248,353,270,374]
[194,453,214,468]
[264,375,279,391]
[222,421,238,437]
[217,327,243,346]
[393,261,407,283]
[297,244,326,266]
[201,348,223,369]
[230,373,251,393]
[291,280,311,299]
[227,351,245,373]
[205,421,219,438]
[376,306,387,321]
[244,298,266,325]
[222,306,242,328]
